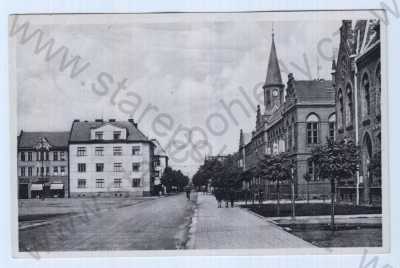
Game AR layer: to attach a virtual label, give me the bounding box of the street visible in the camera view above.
[19,193,196,251]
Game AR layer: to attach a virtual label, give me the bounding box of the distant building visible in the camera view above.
[238,31,336,200]
[17,131,69,199]
[333,20,381,204]
[151,139,168,187]
[205,155,229,162]
[68,119,154,197]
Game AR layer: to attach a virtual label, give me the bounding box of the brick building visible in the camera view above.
[238,32,336,200]
[17,131,69,199]
[332,20,381,205]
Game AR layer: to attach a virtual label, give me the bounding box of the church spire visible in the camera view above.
[263,31,283,88]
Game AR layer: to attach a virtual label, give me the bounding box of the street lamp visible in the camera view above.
[34,137,51,199]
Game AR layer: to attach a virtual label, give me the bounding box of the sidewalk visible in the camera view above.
[188,194,315,249]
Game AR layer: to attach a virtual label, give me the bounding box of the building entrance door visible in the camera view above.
[18,184,29,199]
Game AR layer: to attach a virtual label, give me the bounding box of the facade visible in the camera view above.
[17,131,69,199]
[151,139,169,187]
[238,32,336,200]
[69,119,155,197]
[333,20,381,204]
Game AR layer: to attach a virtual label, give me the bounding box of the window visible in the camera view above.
[346,84,353,126]
[153,157,160,167]
[132,162,140,172]
[338,89,344,129]
[95,131,103,140]
[132,146,140,155]
[60,166,66,175]
[40,167,44,176]
[28,152,32,161]
[113,178,122,188]
[53,166,58,175]
[46,167,49,175]
[60,152,65,160]
[45,152,49,161]
[362,73,371,117]
[328,114,336,141]
[28,167,33,176]
[306,114,319,144]
[113,131,121,140]
[78,179,86,188]
[20,152,25,161]
[77,147,86,156]
[96,163,104,172]
[96,179,104,188]
[113,146,123,156]
[95,147,104,156]
[36,167,39,176]
[113,162,123,172]
[20,167,25,176]
[132,178,141,187]
[53,151,58,161]
[78,163,86,172]
[154,171,160,177]
[376,63,381,115]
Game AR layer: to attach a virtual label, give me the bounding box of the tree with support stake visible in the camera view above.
[257,153,291,217]
[310,138,360,230]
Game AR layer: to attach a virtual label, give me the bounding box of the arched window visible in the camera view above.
[362,73,371,117]
[346,84,353,127]
[306,113,319,144]
[361,133,373,184]
[376,63,381,115]
[328,113,336,141]
[338,89,344,129]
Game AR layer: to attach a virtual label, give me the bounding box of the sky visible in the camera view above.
[13,14,341,176]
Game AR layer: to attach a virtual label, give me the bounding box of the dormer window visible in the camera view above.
[95,131,103,140]
[113,131,121,140]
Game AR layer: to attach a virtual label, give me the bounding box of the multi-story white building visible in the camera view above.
[151,139,168,187]
[69,119,154,197]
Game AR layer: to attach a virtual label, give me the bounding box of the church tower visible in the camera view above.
[263,31,284,115]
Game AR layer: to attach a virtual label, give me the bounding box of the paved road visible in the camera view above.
[19,193,196,251]
[188,194,315,249]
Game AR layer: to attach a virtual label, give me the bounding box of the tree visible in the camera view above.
[310,138,360,230]
[303,172,312,203]
[161,167,189,193]
[257,153,292,216]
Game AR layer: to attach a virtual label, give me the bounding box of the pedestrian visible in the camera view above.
[224,188,229,208]
[214,188,223,208]
[186,189,191,200]
[229,189,235,208]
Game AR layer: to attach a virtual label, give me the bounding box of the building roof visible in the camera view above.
[151,139,168,156]
[242,132,252,146]
[264,34,283,87]
[69,120,149,142]
[18,131,69,149]
[294,79,335,104]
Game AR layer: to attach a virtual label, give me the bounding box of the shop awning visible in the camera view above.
[31,184,43,191]
[50,183,64,190]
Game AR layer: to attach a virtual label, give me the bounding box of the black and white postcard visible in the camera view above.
[9,10,389,257]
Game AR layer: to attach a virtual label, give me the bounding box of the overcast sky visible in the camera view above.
[14,14,341,176]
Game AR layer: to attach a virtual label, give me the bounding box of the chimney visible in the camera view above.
[128,118,138,128]
[95,119,103,122]
[109,119,116,122]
